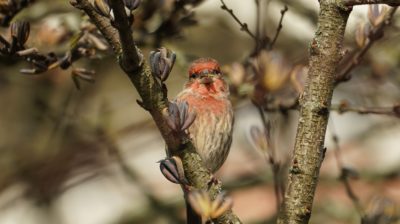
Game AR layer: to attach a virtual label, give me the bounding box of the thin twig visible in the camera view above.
[329,120,366,218]
[255,0,261,50]
[330,103,400,117]
[335,7,398,85]
[344,0,400,6]
[98,129,182,223]
[255,105,283,214]
[220,0,257,41]
[270,5,288,49]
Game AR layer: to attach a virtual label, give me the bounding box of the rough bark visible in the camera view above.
[277,1,351,223]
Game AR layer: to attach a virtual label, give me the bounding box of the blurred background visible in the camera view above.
[0,0,399,223]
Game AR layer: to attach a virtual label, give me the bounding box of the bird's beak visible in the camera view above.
[200,75,213,84]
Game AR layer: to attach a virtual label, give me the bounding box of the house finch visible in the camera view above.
[175,58,234,173]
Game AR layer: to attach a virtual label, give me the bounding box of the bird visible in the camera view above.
[175,58,234,173]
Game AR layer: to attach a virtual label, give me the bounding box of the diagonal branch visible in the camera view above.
[335,6,398,85]
[277,1,352,223]
[270,5,288,49]
[108,0,142,73]
[71,0,242,223]
[220,0,257,41]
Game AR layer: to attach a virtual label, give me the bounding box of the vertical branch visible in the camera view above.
[277,1,351,223]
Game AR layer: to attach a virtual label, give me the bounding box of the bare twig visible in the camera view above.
[220,0,257,41]
[335,7,398,85]
[255,0,261,49]
[270,5,288,49]
[330,103,400,117]
[255,105,283,214]
[329,121,366,218]
[98,129,182,223]
[343,0,400,6]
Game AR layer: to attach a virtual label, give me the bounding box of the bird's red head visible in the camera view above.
[188,58,221,79]
[185,58,227,96]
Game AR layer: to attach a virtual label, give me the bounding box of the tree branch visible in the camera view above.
[330,103,400,117]
[343,0,400,6]
[277,1,351,223]
[220,0,257,41]
[270,5,288,49]
[335,6,398,85]
[72,0,242,223]
[329,129,365,219]
[108,0,142,73]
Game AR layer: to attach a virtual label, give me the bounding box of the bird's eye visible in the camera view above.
[190,73,197,79]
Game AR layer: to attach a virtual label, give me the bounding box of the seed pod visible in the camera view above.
[159,157,188,185]
[149,47,176,81]
[178,101,196,131]
[93,0,110,17]
[164,101,180,131]
[10,21,30,46]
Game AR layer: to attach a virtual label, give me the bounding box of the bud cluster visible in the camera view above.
[164,101,196,132]
[159,156,188,185]
[149,47,176,82]
[355,5,388,48]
